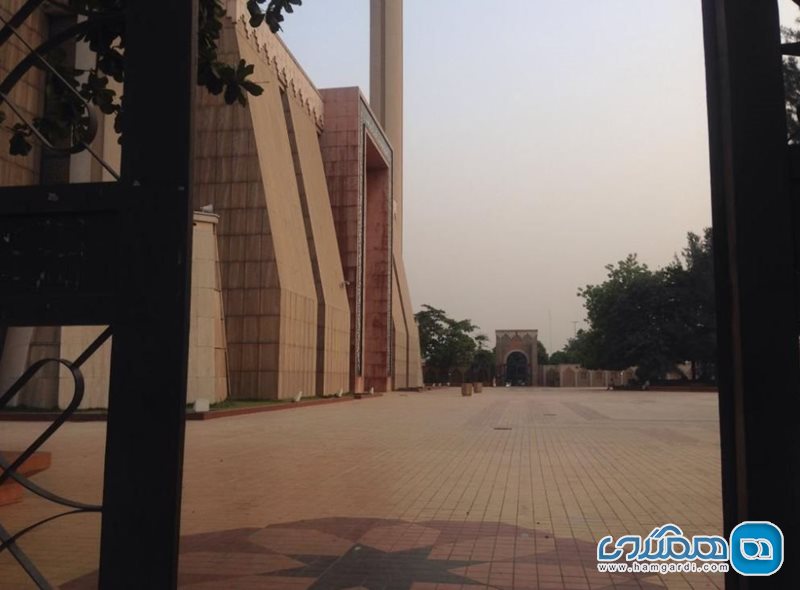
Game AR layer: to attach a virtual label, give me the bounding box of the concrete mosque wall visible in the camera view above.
[193,11,326,400]
[0,0,424,405]
[0,1,58,407]
[316,85,420,393]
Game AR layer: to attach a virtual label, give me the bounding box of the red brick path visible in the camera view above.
[0,388,723,589]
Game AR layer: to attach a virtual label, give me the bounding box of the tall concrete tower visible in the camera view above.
[370,0,404,249]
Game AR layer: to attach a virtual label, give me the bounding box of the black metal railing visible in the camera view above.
[0,326,111,589]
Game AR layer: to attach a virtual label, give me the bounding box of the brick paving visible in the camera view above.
[0,388,723,589]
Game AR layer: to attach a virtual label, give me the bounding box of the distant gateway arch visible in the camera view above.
[495,329,539,386]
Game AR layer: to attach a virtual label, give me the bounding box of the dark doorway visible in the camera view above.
[505,351,529,386]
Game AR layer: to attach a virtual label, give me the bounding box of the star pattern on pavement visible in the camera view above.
[62,517,674,589]
[270,544,488,589]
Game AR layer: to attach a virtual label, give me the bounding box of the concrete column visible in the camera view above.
[370,0,403,250]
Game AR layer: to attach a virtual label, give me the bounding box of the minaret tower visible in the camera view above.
[370,0,404,250]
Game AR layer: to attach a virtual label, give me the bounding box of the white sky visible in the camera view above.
[281,1,799,352]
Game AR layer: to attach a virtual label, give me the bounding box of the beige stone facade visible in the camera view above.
[186,214,230,404]
[394,259,424,389]
[0,0,423,405]
[285,94,351,397]
[3,214,230,409]
[193,17,321,400]
[1,213,229,409]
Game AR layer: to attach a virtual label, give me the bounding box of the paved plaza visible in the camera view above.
[1,388,723,589]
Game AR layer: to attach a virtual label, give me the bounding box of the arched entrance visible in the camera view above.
[504,351,530,386]
[495,330,538,386]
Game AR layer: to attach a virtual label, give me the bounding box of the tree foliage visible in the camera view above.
[1,0,301,155]
[470,348,495,383]
[549,229,716,382]
[783,21,800,143]
[549,331,592,366]
[579,254,670,379]
[415,305,484,382]
[547,350,571,365]
[536,341,548,366]
[660,228,716,378]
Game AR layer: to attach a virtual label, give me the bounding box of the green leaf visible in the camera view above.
[241,80,264,96]
[223,83,240,105]
[9,131,32,156]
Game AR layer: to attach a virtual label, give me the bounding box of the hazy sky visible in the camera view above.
[281,1,798,352]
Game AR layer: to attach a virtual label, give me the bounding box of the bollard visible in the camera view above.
[473,382,483,393]
[461,383,473,397]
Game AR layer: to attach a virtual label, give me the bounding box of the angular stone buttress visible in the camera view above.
[193,5,350,399]
[192,1,422,398]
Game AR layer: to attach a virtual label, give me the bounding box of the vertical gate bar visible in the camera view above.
[702,1,800,587]
[98,0,196,587]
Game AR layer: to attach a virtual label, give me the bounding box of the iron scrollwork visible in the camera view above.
[0,326,111,590]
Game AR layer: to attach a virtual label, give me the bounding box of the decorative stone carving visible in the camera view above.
[226,1,324,128]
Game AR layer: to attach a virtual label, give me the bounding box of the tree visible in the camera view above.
[783,20,800,143]
[549,329,598,367]
[547,350,571,365]
[536,341,548,365]
[466,333,495,383]
[475,333,489,352]
[573,230,716,382]
[415,305,483,383]
[577,254,671,380]
[661,228,716,380]
[1,0,301,155]
[548,335,581,365]
[470,348,495,383]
